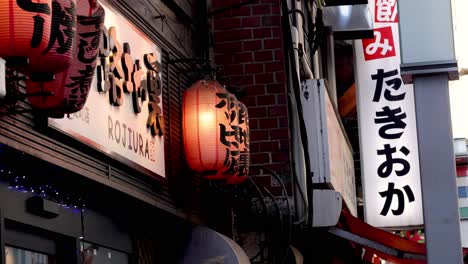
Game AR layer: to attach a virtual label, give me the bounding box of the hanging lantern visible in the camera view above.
[183,80,239,179]
[226,101,250,185]
[204,92,241,180]
[27,0,77,80]
[26,1,104,115]
[0,0,52,66]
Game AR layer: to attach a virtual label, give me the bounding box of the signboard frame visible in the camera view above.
[354,0,423,228]
[47,0,167,181]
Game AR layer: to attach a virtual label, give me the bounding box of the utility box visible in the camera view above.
[300,79,357,216]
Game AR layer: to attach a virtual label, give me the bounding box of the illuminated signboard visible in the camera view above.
[355,0,423,227]
[49,0,165,178]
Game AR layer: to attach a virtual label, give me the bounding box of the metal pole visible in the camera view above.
[413,73,463,263]
[325,29,337,106]
[0,208,4,264]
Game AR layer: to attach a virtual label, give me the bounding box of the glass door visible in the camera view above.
[80,242,128,264]
[5,246,55,264]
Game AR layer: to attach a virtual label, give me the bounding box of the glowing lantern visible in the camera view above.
[226,102,250,185]
[0,0,52,65]
[183,80,240,179]
[204,92,240,180]
[27,0,77,79]
[26,1,104,115]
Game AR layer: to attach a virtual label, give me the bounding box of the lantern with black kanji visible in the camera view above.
[204,92,241,180]
[226,101,250,185]
[183,80,238,180]
[27,0,77,80]
[26,1,104,115]
[0,0,52,66]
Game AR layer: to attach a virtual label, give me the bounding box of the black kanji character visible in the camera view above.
[44,0,76,54]
[121,43,135,93]
[377,144,410,178]
[238,106,247,125]
[144,54,163,136]
[132,60,146,113]
[17,0,51,48]
[147,101,163,136]
[97,27,110,93]
[228,94,237,124]
[375,106,407,139]
[219,124,240,148]
[66,64,93,87]
[371,69,405,102]
[223,150,240,175]
[379,183,415,216]
[238,127,248,145]
[238,150,250,177]
[65,64,94,109]
[77,30,101,63]
[109,75,123,106]
[76,17,102,64]
[215,92,230,121]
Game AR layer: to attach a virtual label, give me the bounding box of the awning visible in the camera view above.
[329,210,426,263]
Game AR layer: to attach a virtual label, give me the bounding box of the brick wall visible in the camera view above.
[211,0,291,193]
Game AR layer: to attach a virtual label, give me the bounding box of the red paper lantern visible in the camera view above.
[0,0,52,65]
[183,80,238,179]
[27,0,77,77]
[204,92,241,180]
[26,1,104,115]
[226,101,250,185]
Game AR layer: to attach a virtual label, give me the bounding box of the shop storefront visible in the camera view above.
[0,0,212,262]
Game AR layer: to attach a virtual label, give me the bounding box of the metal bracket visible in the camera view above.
[328,227,426,261]
[207,0,259,17]
[153,15,166,32]
[0,66,55,116]
[167,58,210,65]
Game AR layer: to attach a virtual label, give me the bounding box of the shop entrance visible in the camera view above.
[80,242,129,264]
[2,220,72,264]
[5,246,54,264]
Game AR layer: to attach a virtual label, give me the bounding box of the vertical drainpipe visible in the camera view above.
[325,27,337,106]
[291,25,308,223]
[311,2,321,79]
[284,0,312,227]
[205,0,215,70]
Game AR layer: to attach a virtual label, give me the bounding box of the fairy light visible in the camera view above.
[0,167,86,211]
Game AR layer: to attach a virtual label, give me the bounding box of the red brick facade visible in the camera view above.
[212,0,291,191]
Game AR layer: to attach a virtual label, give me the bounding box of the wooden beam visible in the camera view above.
[338,83,356,118]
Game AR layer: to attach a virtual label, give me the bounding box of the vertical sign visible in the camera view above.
[355,0,423,227]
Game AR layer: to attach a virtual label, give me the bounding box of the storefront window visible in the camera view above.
[81,242,128,264]
[5,246,54,264]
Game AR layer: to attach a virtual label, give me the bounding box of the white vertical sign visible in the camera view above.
[355,0,423,227]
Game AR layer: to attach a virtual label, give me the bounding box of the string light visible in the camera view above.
[0,168,86,211]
